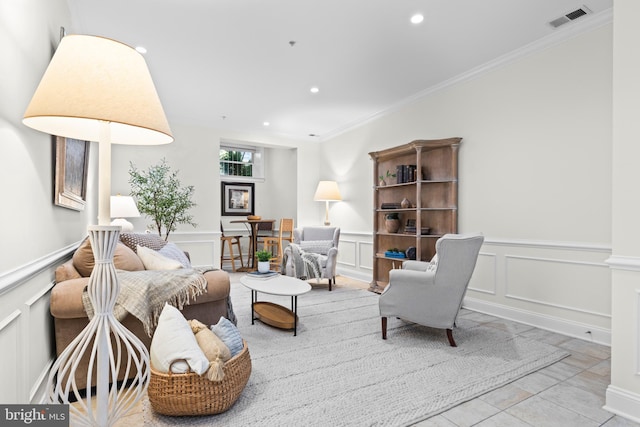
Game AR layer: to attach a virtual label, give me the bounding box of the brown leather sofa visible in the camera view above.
[50,237,231,389]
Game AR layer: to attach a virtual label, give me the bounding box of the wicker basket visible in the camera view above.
[148,340,251,416]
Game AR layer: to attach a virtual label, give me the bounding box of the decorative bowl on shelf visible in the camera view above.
[247,215,261,220]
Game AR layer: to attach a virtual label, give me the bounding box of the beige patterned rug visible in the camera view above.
[143,280,568,426]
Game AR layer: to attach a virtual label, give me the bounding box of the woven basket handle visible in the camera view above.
[167,359,191,376]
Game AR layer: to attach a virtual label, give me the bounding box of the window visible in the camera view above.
[220,143,264,181]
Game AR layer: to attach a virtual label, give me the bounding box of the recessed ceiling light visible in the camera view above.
[310,87,319,94]
[263,121,270,127]
[410,14,424,24]
[135,46,147,54]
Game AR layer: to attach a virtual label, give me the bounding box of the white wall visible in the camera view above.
[323,23,613,343]
[0,0,81,404]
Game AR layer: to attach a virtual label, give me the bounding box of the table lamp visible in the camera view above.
[314,180,342,226]
[110,195,141,232]
[23,34,172,426]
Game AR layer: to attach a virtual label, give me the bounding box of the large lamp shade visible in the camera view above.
[23,35,173,145]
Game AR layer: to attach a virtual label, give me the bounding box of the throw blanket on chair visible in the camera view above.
[283,243,322,281]
[82,267,214,337]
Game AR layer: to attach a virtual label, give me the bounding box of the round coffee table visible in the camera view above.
[240,274,311,336]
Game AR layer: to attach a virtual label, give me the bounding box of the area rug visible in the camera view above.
[143,281,569,426]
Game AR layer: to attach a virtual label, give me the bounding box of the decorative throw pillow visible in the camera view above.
[158,242,192,268]
[137,245,183,270]
[210,317,244,357]
[150,303,209,375]
[73,238,144,277]
[189,319,231,381]
[120,232,167,253]
[299,240,334,255]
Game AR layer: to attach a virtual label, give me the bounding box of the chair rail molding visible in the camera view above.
[606,255,640,272]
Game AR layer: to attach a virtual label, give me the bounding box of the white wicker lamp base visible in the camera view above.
[48,226,149,427]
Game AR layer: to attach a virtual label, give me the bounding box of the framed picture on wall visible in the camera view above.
[221,182,255,216]
[54,136,90,211]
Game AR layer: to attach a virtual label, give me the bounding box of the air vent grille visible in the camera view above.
[549,5,592,28]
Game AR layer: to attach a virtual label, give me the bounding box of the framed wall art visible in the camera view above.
[221,182,254,216]
[54,136,90,211]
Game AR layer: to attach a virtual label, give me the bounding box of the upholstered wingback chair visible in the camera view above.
[379,233,484,346]
[287,226,340,290]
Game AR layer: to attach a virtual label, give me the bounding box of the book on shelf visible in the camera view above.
[395,164,417,184]
[247,270,279,279]
[381,204,401,210]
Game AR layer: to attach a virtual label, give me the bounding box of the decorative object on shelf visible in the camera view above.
[23,34,173,426]
[378,170,396,186]
[401,198,411,209]
[314,180,342,226]
[405,246,417,260]
[384,248,406,258]
[385,213,400,233]
[129,158,197,240]
[110,195,140,232]
[255,250,272,273]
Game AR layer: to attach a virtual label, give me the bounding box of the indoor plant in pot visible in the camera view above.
[129,158,197,240]
[255,249,272,273]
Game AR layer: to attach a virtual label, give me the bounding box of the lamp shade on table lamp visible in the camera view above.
[314,181,342,226]
[23,35,173,426]
[110,195,140,232]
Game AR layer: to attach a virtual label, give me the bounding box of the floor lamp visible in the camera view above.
[314,181,342,226]
[23,35,173,426]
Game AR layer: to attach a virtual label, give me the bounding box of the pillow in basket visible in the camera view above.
[211,317,244,357]
[151,303,209,375]
[189,319,231,381]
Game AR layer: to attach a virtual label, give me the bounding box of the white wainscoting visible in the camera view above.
[336,232,613,345]
[0,242,78,404]
[169,230,220,269]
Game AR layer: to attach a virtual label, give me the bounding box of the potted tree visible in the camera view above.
[128,159,197,240]
[255,249,272,273]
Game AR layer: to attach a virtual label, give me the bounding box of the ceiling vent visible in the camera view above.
[549,5,592,28]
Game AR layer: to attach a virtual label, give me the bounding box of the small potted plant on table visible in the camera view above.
[255,249,272,273]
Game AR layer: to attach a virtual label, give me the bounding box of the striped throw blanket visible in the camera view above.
[282,243,322,281]
[82,267,214,337]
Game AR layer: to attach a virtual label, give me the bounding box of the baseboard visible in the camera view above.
[463,297,611,346]
[336,268,371,285]
[604,385,640,423]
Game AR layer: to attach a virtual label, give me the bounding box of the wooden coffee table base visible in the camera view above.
[251,291,300,336]
[253,302,296,330]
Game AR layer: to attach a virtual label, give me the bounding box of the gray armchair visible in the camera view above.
[379,233,484,346]
[284,226,340,290]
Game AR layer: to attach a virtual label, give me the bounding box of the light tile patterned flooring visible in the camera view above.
[112,274,638,426]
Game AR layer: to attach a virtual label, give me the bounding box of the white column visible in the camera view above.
[605,0,640,422]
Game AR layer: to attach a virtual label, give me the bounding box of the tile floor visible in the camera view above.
[414,308,638,427]
[109,274,638,426]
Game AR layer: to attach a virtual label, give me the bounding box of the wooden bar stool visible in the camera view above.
[262,218,294,272]
[220,222,244,272]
